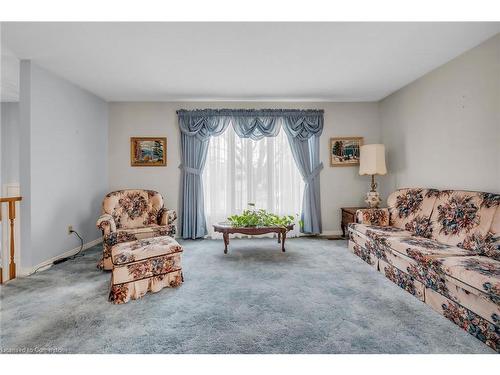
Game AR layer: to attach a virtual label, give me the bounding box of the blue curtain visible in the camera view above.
[178,114,230,239]
[282,114,324,234]
[177,109,324,239]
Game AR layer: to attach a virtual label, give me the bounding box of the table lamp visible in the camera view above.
[359,144,387,208]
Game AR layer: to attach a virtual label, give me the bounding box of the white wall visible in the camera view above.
[1,102,20,184]
[19,61,108,269]
[0,103,20,281]
[379,33,500,197]
[5,30,497,274]
[108,102,381,235]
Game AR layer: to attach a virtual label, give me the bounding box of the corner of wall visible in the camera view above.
[19,60,32,268]
[376,95,396,201]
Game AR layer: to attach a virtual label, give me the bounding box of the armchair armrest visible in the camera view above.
[96,214,117,235]
[355,208,389,226]
[158,208,177,226]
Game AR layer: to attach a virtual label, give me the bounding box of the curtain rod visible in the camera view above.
[176,109,324,116]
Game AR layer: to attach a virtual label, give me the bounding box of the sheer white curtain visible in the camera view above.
[203,124,304,238]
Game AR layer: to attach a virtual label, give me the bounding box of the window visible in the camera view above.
[203,124,304,238]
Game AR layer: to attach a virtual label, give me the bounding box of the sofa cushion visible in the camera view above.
[387,188,439,236]
[378,236,469,296]
[348,223,412,238]
[375,235,499,324]
[385,236,471,260]
[436,255,500,307]
[351,231,500,324]
[102,189,164,229]
[429,191,499,250]
[486,207,500,261]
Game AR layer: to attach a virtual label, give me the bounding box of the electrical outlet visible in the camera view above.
[68,225,73,235]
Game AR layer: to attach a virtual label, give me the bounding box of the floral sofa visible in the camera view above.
[347,188,500,352]
[96,189,177,270]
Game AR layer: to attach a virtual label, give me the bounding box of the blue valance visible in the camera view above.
[177,109,324,117]
[177,109,323,141]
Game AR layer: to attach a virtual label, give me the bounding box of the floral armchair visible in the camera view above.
[96,189,176,270]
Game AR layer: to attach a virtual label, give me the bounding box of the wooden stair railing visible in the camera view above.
[0,196,22,283]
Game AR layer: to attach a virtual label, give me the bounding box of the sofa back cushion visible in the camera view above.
[485,205,500,260]
[429,191,499,252]
[102,190,164,229]
[387,188,440,237]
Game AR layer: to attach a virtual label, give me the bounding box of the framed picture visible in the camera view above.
[330,137,363,167]
[130,137,167,167]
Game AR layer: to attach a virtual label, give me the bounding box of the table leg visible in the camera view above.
[277,232,281,244]
[223,233,229,254]
[341,222,346,238]
[281,231,286,252]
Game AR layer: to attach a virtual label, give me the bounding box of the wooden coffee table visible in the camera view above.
[213,223,294,254]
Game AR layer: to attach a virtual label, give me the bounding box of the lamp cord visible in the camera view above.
[32,230,84,274]
[69,230,85,260]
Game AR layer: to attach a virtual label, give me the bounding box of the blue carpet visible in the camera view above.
[0,238,494,353]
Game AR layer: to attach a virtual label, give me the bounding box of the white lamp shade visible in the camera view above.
[359,144,387,176]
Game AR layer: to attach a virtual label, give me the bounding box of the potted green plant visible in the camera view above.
[227,203,295,228]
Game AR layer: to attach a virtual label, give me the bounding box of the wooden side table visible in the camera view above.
[340,207,364,238]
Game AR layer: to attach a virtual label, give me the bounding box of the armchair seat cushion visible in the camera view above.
[112,235,182,266]
[97,190,177,271]
[118,224,172,237]
[101,224,176,271]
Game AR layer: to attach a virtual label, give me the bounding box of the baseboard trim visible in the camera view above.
[19,238,102,277]
[16,230,340,277]
[320,230,343,236]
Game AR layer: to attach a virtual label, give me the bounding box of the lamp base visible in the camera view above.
[365,190,381,208]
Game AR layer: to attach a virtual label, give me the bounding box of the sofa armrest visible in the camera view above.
[158,208,177,226]
[355,208,390,226]
[96,214,117,235]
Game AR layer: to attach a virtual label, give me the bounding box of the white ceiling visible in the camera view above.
[2,22,500,102]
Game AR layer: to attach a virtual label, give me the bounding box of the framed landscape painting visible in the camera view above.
[130,137,167,166]
[330,137,363,167]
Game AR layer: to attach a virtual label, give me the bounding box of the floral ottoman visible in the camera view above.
[109,236,183,304]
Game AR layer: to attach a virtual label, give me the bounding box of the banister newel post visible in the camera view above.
[9,201,16,280]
